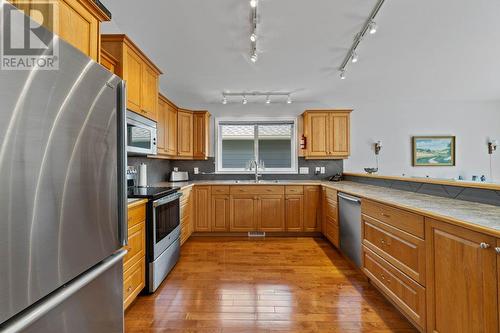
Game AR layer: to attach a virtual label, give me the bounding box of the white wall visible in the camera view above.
[344,100,500,182]
[206,100,500,182]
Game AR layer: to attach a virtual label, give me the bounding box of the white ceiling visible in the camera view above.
[101,0,500,110]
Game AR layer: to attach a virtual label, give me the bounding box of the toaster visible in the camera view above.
[169,171,189,182]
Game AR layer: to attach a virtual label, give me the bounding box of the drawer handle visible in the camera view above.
[381,213,391,218]
[127,286,132,292]
[480,242,491,249]
[495,247,500,254]
[380,239,391,247]
[380,274,391,285]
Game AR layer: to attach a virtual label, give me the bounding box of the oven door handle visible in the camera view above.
[153,192,182,207]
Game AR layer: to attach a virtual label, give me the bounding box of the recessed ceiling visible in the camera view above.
[101,0,500,109]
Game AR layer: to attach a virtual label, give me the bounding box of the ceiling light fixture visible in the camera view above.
[351,51,358,63]
[221,92,293,104]
[338,0,386,79]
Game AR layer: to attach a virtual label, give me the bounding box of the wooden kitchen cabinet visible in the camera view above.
[9,0,111,62]
[211,194,230,232]
[157,94,167,152]
[304,186,322,232]
[124,200,147,309]
[177,109,194,158]
[194,186,211,232]
[100,49,118,74]
[193,111,210,160]
[230,195,258,232]
[165,102,178,156]
[426,218,498,333]
[180,186,193,245]
[285,195,304,232]
[258,195,285,232]
[302,110,352,159]
[322,188,339,247]
[101,34,162,121]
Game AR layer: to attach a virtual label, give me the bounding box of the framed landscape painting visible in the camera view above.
[412,136,455,166]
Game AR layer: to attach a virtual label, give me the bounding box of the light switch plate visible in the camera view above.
[194,167,199,175]
[299,167,309,174]
[173,167,179,172]
[315,167,321,174]
[320,167,326,174]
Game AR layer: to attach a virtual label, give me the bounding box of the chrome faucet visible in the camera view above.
[247,159,265,183]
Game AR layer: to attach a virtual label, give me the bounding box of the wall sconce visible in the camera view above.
[488,139,498,155]
[374,141,382,155]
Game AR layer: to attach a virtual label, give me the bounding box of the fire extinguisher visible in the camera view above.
[300,135,306,149]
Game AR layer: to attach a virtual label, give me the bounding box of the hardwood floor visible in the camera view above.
[125,237,417,333]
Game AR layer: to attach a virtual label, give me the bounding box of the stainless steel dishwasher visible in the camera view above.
[338,193,362,267]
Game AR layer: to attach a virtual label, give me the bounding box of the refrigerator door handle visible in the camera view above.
[0,250,127,333]
[117,80,128,247]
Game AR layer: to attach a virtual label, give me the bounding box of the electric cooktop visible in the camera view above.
[127,186,179,199]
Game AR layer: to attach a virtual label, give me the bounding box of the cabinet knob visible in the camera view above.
[495,247,500,254]
[480,242,491,249]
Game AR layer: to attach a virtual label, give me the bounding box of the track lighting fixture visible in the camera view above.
[338,0,386,79]
[250,0,257,8]
[221,92,293,104]
[249,0,259,62]
[250,52,258,63]
[351,52,358,63]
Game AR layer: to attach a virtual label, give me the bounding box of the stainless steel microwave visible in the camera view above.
[126,110,157,155]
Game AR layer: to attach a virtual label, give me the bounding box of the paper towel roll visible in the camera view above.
[139,163,147,187]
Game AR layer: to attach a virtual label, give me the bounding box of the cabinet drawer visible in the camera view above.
[324,216,339,247]
[180,200,191,219]
[212,186,230,195]
[230,186,284,195]
[179,188,192,204]
[123,222,146,273]
[324,187,337,201]
[285,186,303,195]
[362,215,426,285]
[127,203,146,229]
[362,247,426,330]
[361,200,424,239]
[325,197,338,221]
[123,257,145,309]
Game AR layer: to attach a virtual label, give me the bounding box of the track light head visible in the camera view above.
[286,95,292,104]
[250,33,257,42]
[369,21,377,34]
[340,70,346,80]
[222,96,227,105]
[265,95,271,104]
[242,96,248,104]
[351,52,358,63]
[250,53,258,63]
[250,0,257,8]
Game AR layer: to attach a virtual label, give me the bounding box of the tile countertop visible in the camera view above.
[157,180,500,237]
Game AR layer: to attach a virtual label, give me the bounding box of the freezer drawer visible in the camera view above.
[0,250,126,333]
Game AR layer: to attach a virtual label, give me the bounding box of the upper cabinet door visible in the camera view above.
[305,112,329,157]
[426,218,498,333]
[100,49,118,74]
[140,65,158,121]
[329,113,350,157]
[177,110,193,157]
[165,103,178,156]
[124,48,142,113]
[193,112,210,160]
[156,97,166,152]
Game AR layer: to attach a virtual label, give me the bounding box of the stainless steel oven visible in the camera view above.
[148,191,182,292]
[126,110,157,155]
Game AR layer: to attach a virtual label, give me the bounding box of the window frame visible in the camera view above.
[215,117,298,174]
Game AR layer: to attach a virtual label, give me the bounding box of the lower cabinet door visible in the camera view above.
[304,186,321,231]
[211,194,230,232]
[258,195,285,232]
[426,219,498,333]
[194,186,211,232]
[230,195,258,232]
[285,195,304,232]
[123,257,145,310]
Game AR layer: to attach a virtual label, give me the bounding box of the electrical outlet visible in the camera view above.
[299,167,309,174]
[315,167,321,174]
[194,167,199,175]
[173,167,179,172]
[320,167,326,174]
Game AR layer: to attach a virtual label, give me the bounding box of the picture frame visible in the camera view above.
[412,136,456,166]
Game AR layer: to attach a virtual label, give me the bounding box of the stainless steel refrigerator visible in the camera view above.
[0,2,127,332]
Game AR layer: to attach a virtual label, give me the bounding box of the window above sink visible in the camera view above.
[215,119,298,174]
